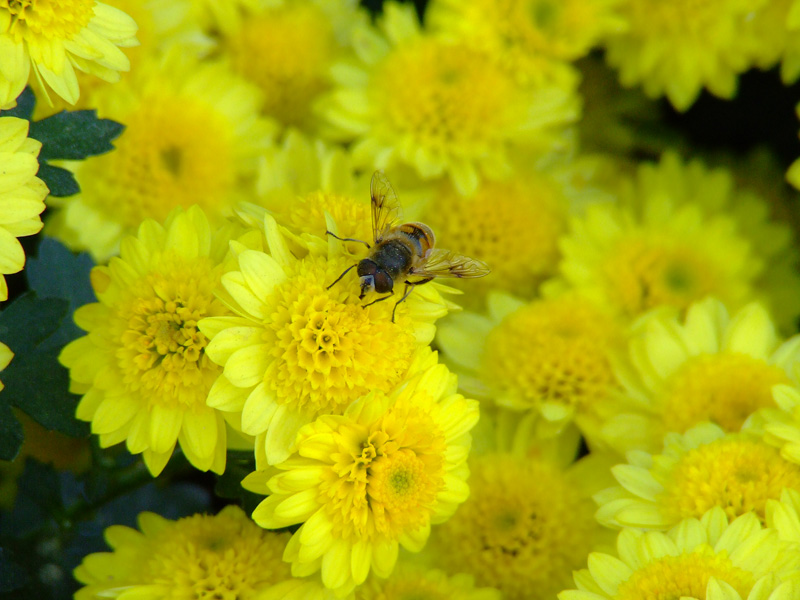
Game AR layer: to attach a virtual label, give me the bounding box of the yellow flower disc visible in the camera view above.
[421,176,566,300]
[661,353,789,434]
[226,3,335,128]
[357,562,501,600]
[661,437,800,523]
[616,546,753,600]
[482,297,618,423]
[4,0,94,40]
[74,506,292,600]
[433,454,599,600]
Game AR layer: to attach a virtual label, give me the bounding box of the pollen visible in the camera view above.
[77,93,235,229]
[660,353,789,434]
[375,39,515,156]
[482,297,618,423]
[616,546,753,600]
[115,255,223,409]
[421,176,565,300]
[225,2,335,128]
[265,256,417,416]
[432,454,600,600]
[603,237,718,316]
[2,0,94,42]
[661,437,800,524]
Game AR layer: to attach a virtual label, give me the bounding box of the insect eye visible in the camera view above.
[374,271,393,294]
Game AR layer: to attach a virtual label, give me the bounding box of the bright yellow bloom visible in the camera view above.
[766,488,800,545]
[0,341,11,395]
[595,422,800,530]
[545,164,762,320]
[602,298,799,455]
[0,116,47,300]
[356,561,501,600]
[427,0,625,88]
[757,384,800,468]
[0,0,138,108]
[59,206,239,476]
[219,0,364,132]
[243,361,478,595]
[438,292,622,442]
[624,152,800,329]
[429,449,612,600]
[320,1,578,196]
[199,213,452,467]
[73,505,292,600]
[419,172,567,304]
[604,0,767,111]
[558,508,800,600]
[47,53,274,261]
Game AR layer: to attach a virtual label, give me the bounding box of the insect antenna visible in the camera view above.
[327,264,357,290]
[325,231,371,248]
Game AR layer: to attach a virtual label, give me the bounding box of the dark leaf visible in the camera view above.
[26,238,95,348]
[2,88,35,121]
[31,110,123,161]
[0,293,87,438]
[0,403,23,461]
[35,164,79,197]
[0,548,28,593]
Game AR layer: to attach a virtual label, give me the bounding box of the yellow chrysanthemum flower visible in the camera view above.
[73,505,292,600]
[0,116,48,300]
[427,0,625,88]
[544,168,762,320]
[437,292,622,442]
[356,561,501,600]
[603,0,767,111]
[595,422,800,530]
[46,53,274,261]
[625,152,800,328]
[242,361,479,595]
[766,488,800,545]
[190,0,264,34]
[30,0,209,119]
[199,213,452,466]
[428,448,612,600]
[59,206,239,476]
[0,341,11,395]
[757,384,800,467]
[0,0,138,108]
[602,298,800,455]
[320,1,578,196]
[558,508,800,600]
[218,0,364,132]
[419,172,567,304]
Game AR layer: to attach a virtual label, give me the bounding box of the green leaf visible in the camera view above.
[35,164,79,198]
[2,87,35,121]
[0,293,88,439]
[0,548,28,593]
[26,238,95,349]
[30,110,123,161]
[0,403,23,460]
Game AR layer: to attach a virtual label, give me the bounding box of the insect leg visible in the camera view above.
[325,231,371,248]
[326,263,357,290]
[362,291,393,308]
[390,278,433,323]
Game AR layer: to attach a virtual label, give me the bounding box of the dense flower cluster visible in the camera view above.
[2,1,800,599]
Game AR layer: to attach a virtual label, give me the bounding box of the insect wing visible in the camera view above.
[412,248,491,279]
[370,170,403,242]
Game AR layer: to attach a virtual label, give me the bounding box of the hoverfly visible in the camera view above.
[327,170,490,321]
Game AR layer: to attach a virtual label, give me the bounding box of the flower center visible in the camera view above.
[616,546,753,600]
[661,353,789,434]
[482,298,617,419]
[78,93,235,228]
[114,255,223,408]
[421,177,564,298]
[374,39,514,149]
[322,397,446,542]
[660,437,800,523]
[141,511,292,599]
[604,237,717,315]
[226,3,334,127]
[433,455,599,600]
[2,0,94,41]
[264,256,417,417]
